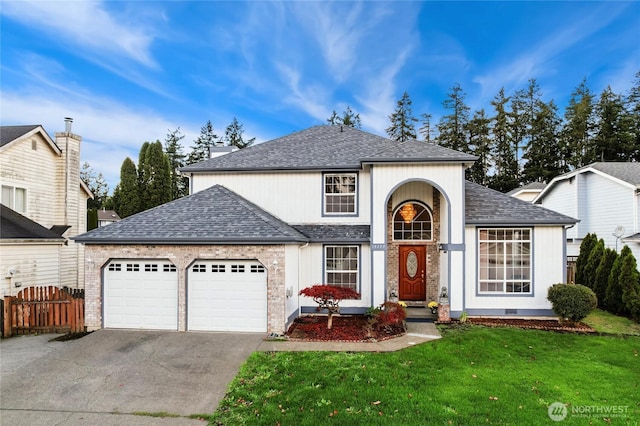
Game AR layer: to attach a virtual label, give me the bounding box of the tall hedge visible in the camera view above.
[605,247,627,315]
[619,250,640,321]
[575,233,597,285]
[583,239,604,289]
[594,247,618,309]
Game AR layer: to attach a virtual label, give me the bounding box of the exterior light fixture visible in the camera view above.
[399,203,416,223]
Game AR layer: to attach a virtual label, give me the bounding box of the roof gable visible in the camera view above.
[0,125,61,154]
[74,185,308,244]
[181,125,476,173]
[0,204,66,240]
[535,162,640,202]
[465,181,577,225]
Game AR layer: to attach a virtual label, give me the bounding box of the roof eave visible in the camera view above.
[0,238,65,244]
[74,237,309,245]
[465,220,578,226]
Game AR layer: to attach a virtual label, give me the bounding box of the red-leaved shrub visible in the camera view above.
[375,301,407,326]
[299,284,361,329]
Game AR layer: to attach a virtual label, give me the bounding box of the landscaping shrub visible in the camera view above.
[299,284,360,329]
[605,248,626,315]
[575,233,597,285]
[619,251,640,322]
[375,301,407,327]
[594,247,618,309]
[547,283,597,323]
[583,239,604,289]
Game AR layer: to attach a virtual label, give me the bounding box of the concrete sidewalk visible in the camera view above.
[258,321,441,352]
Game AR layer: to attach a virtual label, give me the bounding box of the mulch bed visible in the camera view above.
[460,318,596,333]
[286,315,406,342]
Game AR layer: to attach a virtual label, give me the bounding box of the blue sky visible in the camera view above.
[1,1,638,190]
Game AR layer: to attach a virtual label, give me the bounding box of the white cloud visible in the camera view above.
[1,0,158,68]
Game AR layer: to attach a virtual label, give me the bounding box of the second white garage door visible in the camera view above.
[188,260,267,332]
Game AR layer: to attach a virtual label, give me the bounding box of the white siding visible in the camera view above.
[0,244,61,297]
[191,170,371,224]
[539,180,578,238]
[284,244,300,327]
[464,226,565,312]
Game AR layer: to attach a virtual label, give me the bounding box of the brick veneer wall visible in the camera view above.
[386,187,441,304]
[84,244,286,334]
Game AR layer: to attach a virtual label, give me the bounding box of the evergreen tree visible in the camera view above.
[522,99,562,183]
[117,157,139,218]
[583,239,605,290]
[594,86,635,161]
[436,83,470,152]
[224,117,255,149]
[138,141,171,211]
[188,120,219,164]
[466,109,491,186]
[561,78,596,169]
[605,245,629,315]
[419,113,435,142]
[594,247,617,309]
[620,250,640,321]
[626,70,640,161]
[327,110,340,125]
[386,91,418,142]
[164,127,188,200]
[327,106,362,129]
[508,90,528,180]
[489,88,519,192]
[575,233,597,285]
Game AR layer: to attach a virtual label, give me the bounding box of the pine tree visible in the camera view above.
[522,99,563,184]
[327,110,340,125]
[594,86,635,161]
[605,245,629,315]
[583,239,605,290]
[117,157,139,218]
[561,78,595,169]
[419,113,435,142]
[188,120,219,164]
[466,109,491,186]
[386,91,418,142]
[340,106,362,129]
[164,127,187,200]
[489,88,519,192]
[594,247,618,309]
[575,233,597,286]
[626,70,640,161]
[224,117,255,149]
[436,83,470,152]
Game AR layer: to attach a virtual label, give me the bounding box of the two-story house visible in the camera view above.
[75,126,576,334]
[0,119,91,297]
[534,162,640,270]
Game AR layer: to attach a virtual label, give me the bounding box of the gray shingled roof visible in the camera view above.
[181,125,477,172]
[506,181,546,195]
[1,204,65,240]
[1,125,42,147]
[74,185,308,244]
[590,162,640,187]
[293,225,370,243]
[465,181,578,225]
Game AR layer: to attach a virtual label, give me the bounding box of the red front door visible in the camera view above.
[399,245,426,301]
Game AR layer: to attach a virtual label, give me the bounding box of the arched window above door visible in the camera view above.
[393,201,433,241]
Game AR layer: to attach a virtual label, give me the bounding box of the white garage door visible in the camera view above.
[104,260,178,330]
[188,260,267,332]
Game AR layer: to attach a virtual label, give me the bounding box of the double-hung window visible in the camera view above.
[324,173,356,215]
[478,228,531,294]
[1,185,27,214]
[325,245,359,292]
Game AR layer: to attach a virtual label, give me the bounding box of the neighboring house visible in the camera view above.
[0,120,91,297]
[534,162,640,269]
[75,126,576,334]
[507,182,546,202]
[98,209,121,227]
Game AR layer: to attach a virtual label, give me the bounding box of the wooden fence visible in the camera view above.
[3,286,85,337]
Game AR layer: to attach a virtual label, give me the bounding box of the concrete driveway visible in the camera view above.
[0,329,264,425]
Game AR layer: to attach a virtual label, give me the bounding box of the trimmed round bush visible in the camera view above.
[547,283,597,323]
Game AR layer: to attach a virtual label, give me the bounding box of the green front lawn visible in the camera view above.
[584,309,640,336]
[206,325,639,425]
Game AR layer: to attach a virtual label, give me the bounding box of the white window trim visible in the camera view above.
[478,228,532,295]
[1,185,27,214]
[392,201,434,242]
[323,172,357,216]
[324,245,360,292]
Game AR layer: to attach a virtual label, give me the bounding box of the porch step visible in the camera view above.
[405,307,437,322]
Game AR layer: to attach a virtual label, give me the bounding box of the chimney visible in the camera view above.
[64,117,73,133]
